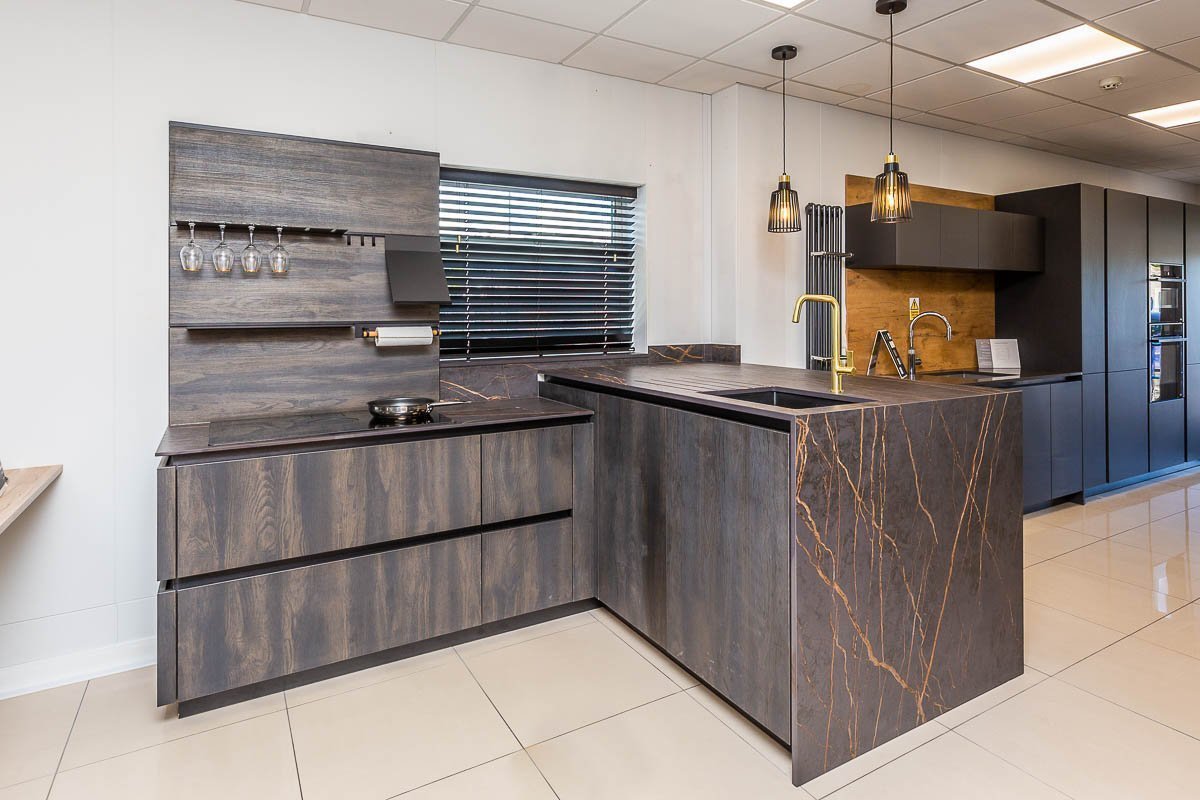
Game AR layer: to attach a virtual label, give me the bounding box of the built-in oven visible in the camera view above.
[1149,262,1186,403]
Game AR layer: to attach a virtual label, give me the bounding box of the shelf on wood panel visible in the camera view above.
[0,465,62,536]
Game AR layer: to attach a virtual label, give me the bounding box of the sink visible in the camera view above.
[703,387,864,410]
[922,370,1011,380]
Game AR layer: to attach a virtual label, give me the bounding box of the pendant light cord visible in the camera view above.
[782,55,787,174]
[889,11,895,156]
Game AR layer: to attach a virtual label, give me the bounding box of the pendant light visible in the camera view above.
[871,0,912,224]
[768,44,801,233]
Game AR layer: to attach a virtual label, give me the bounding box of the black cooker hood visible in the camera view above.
[385,234,451,305]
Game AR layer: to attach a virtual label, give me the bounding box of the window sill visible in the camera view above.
[439,351,644,368]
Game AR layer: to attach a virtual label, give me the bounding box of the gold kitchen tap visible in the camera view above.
[792,294,855,394]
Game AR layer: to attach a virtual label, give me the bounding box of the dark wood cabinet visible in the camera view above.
[1022,384,1053,510]
[1082,372,1108,489]
[940,205,978,269]
[593,392,792,741]
[1149,197,1185,265]
[1051,381,1084,498]
[173,535,482,701]
[1187,204,1200,365]
[1106,190,1149,374]
[482,518,573,624]
[1150,398,1187,471]
[175,436,482,577]
[980,210,1044,272]
[1189,364,1200,461]
[481,426,573,524]
[1108,368,1150,482]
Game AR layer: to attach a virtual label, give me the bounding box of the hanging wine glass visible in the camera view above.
[241,225,261,274]
[179,222,204,272]
[212,223,234,274]
[269,227,290,275]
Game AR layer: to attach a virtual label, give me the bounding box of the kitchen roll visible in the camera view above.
[374,326,435,347]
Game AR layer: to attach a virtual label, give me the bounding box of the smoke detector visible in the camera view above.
[1099,76,1124,91]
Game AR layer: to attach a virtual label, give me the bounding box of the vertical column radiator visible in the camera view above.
[804,204,851,371]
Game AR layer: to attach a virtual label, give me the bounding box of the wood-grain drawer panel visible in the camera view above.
[175,535,482,700]
[481,427,572,524]
[482,518,573,624]
[176,436,481,576]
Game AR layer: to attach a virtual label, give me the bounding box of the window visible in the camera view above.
[439,170,637,360]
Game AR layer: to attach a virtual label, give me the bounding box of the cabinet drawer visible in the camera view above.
[482,427,573,524]
[175,535,482,701]
[482,518,573,624]
[175,435,481,576]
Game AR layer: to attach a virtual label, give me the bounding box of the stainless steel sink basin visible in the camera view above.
[703,387,864,410]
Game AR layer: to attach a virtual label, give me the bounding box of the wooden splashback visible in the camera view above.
[844,176,996,374]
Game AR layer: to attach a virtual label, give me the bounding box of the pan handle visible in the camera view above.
[429,400,467,408]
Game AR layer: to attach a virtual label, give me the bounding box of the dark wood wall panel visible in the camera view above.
[175,535,482,700]
[175,436,481,576]
[168,327,439,424]
[169,229,437,327]
[482,518,573,623]
[481,427,573,524]
[169,124,438,234]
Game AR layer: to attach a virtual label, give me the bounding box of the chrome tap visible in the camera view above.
[792,294,855,394]
[907,311,952,380]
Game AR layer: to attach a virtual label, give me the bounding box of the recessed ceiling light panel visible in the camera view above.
[1132,99,1200,128]
[760,0,809,8]
[968,25,1141,84]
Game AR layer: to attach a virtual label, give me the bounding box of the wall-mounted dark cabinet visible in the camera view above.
[847,202,1042,273]
[1106,190,1149,374]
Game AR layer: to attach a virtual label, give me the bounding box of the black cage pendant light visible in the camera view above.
[768,44,801,233]
[871,0,912,224]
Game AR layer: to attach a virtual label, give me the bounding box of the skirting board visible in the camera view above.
[0,636,155,701]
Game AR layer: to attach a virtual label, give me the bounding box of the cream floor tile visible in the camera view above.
[1150,489,1190,521]
[61,665,283,770]
[528,692,801,799]
[1113,511,1200,559]
[1136,602,1200,659]
[0,681,84,788]
[800,719,948,799]
[1029,500,1147,537]
[1059,636,1200,738]
[1023,524,1096,560]
[1023,560,1185,633]
[0,778,52,800]
[285,645,457,708]
[591,608,700,689]
[288,658,519,800]
[1053,538,1200,601]
[454,611,595,659]
[934,667,1046,728]
[958,678,1200,800]
[397,752,556,800]
[461,622,679,746]
[1023,549,1046,567]
[685,686,789,775]
[48,711,299,800]
[825,731,1069,800]
[1023,600,1124,674]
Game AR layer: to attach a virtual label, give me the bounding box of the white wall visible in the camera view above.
[0,0,708,697]
[712,84,1200,367]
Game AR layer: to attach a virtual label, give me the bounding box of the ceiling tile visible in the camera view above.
[660,61,775,93]
[606,0,782,58]
[565,37,695,83]
[866,67,1013,111]
[1099,0,1200,48]
[478,0,642,32]
[769,81,859,105]
[1044,0,1157,18]
[240,0,305,10]
[1031,51,1192,102]
[897,0,1078,64]
[1087,72,1200,113]
[933,87,1067,123]
[1038,115,1167,147]
[797,0,978,39]
[904,112,974,132]
[1170,121,1200,140]
[307,0,468,39]
[709,15,874,75]
[956,124,1023,142]
[449,7,592,63]
[838,96,921,119]
[990,103,1116,134]
[1161,36,1200,68]
[796,43,949,97]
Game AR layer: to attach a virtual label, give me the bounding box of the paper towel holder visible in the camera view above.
[357,325,440,340]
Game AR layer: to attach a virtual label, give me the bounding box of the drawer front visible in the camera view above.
[176,435,481,576]
[157,586,177,706]
[482,427,573,524]
[482,518,573,624]
[176,535,482,700]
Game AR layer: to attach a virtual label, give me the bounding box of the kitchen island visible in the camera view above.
[540,363,1023,786]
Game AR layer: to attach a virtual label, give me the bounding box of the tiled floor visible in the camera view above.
[6,470,1200,799]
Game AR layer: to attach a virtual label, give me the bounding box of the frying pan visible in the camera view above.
[367,396,464,422]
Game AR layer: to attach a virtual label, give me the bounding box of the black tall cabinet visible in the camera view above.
[1106,190,1150,481]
